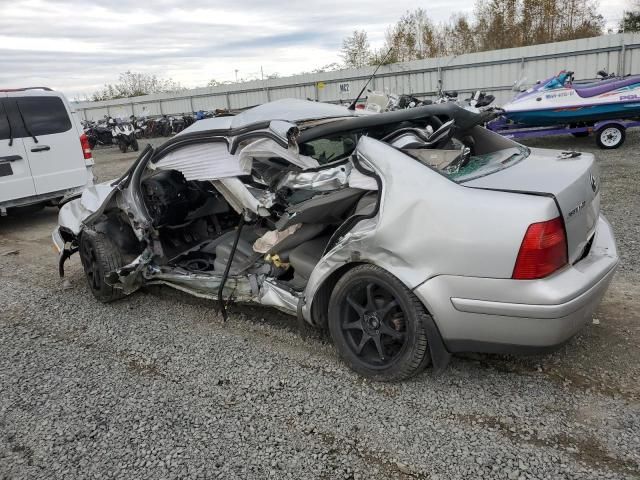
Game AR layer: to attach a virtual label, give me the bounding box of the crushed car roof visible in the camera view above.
[182,99,356,135]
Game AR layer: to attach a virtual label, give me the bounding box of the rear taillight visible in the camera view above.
[512,217,568,280]
[80,133,92,160]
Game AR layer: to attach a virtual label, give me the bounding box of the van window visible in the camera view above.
[0,102,11,141]
[15,97,72,137]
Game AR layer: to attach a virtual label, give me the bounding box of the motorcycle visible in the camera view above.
[130,115,146,139]
[84,119,114,149]
[170,115,185,134]
[464,90,495,109]
[112,119,138,153]
[152,115,171,137]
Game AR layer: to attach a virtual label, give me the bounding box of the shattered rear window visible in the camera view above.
[445,146,529,183]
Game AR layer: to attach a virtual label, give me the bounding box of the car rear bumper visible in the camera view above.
[413,215,618,353]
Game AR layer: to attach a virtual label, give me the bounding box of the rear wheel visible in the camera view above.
[596,124,625,149]
[328,265,431,381]
[118,140,127,153]
[79,229,125,303]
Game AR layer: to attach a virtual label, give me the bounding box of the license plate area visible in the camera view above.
[0,162,13,177]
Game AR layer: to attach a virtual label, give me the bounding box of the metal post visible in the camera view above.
[620,37,627,75]
[159,101,163,115]
[189,96,194,113]
[225,93,231,110]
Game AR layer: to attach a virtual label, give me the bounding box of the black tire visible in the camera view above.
[596,124,625,149]
[6,203,46,216]
[118,140,127,153]
[79,229,125,303]
[328,265,431,381]
[132,139,139,152]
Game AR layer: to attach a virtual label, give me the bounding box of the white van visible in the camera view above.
[0,87,94,215]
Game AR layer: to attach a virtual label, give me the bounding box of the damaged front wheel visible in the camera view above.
[79,229,126,303]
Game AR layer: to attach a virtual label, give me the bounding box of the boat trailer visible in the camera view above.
[487,117,640,149]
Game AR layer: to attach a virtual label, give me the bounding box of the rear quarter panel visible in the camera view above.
[311,137,561,292]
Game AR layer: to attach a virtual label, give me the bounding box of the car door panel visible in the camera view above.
[0,96,36,203]
[12,94,88,196]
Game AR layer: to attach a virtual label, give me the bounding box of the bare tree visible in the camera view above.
[92,71,183,101]
[341,30,372,68]
[342,1,604,66]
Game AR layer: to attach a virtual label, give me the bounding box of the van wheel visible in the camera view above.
[328,265,431,381]
[79,229,125,303]
[118,140,127,153]
[596,124,625,149]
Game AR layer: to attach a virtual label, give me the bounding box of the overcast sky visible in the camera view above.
[0,0,630,99]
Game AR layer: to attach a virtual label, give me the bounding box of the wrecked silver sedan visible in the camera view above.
[53,99,618,381]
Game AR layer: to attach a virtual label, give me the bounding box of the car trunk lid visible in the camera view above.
[464,147,600,264]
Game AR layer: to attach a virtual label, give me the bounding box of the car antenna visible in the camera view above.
[348,46,394,111]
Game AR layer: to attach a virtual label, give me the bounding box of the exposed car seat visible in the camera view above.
[286,192,379,281]
[267,223,327,260]
[288,235,333,280]
[276,187,366,230]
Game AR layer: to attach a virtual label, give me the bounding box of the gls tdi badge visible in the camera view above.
[568,200,586,219]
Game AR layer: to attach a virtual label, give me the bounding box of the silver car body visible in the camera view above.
[53,99,618,357]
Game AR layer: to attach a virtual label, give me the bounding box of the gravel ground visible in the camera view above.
[0,133,639,479]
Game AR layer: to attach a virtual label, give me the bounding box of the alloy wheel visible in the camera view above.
[338,280,407,368]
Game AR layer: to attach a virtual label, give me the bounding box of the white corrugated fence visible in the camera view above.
[73,33,640,121]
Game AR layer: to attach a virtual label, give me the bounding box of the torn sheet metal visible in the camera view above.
[144,268,254,301]
[238,138,318,170]
[58,183,116,235]
[276,163,351,191]
[152,142,250,181]
[269,120,299,145]
[347,168,378,190]
[258,280,299,314]
[105,249,153,294]
[211,178,273,217]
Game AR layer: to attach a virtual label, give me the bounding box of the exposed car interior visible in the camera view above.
[136,165,377,294]
[99,110,515,303]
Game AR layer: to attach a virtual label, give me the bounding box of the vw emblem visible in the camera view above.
[590,173,598,193]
